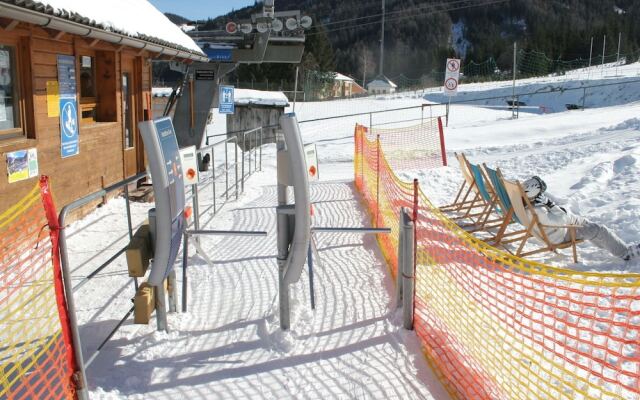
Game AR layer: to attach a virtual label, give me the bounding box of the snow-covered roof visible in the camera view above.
[2,0,204,57]
[334,73,355,82]
[367,77,398,88]
[152,87,173,97]
[234,89,289,107]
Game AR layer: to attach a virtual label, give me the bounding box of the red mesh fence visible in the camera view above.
[1,177,78,399]
[355,121,640,400]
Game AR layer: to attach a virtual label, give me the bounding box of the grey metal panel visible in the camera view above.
[279,114,311,285]
[262,44,305,63]
[172,62,237,149]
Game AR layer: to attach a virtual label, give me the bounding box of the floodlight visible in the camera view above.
[271,18,283,32]
[256,21,269,33]
[285,18,298,30]
[239,23,253,34]
[300,16,312,29]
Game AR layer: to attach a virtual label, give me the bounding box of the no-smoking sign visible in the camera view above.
[443,57,461,96]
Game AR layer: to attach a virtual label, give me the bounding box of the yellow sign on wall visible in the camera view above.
[46,81,60,117]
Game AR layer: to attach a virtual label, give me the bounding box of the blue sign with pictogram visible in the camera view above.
[60,97,79,158]
[219,85,235,114]
[57,54,79,157]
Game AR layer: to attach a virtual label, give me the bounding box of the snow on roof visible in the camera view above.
[12,0,204,55]
[334,72,355,82]
[367,78,398,88]
[152,87,173,97]
[234,89,289,107]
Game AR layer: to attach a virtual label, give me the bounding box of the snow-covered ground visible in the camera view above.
[68,63,640,398]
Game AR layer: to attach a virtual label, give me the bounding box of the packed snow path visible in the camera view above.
[81,181,447,399]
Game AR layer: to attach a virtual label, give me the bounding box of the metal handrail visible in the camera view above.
[57,171,148,399]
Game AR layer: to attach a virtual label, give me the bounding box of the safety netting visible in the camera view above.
[354,122,640,400]
[369,118,447,172]
[0,177,78,400]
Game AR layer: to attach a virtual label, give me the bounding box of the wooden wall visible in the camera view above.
[0,22,154,218]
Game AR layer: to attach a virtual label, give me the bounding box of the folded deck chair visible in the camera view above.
[439,153,488,221]
[501,178,582,263]
[482,164,529,245]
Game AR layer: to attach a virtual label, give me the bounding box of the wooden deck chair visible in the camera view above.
[439,153,488,221]
[501,178,582,263]
[482,165,529,245]
[466,163,505,232]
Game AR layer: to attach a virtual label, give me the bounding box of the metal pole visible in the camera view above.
[225,140,229,200]
[375,134,381,228]
[587,36,593,80]
[402,209,415,330]
[512,41,517,119]
[380,0,385,76]
[276,139,290,330]
[396,210,405,307]
[420,104,424,126]
[211,149,216,214]
[601,34,606,76]
[242,132,245,192]
[123,185,138,291]
[362,50,367,87]
[155,283,168,332]
[57,216,89,400]
[182,232,189,312]
[293,66,299,112]
[167,269,177,313]
[192,184,200,245]
[308,243,315,310]
[259,128,263,171]
[616,32,621,76]
[235,139,239,199]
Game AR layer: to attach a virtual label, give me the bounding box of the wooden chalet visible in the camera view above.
[0,0,207,214]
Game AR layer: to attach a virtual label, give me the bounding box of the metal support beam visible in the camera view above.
[401,209,415,330]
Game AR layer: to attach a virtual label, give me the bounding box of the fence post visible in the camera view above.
[412,179,419,324]
[437,117,448,166]
[225,140,229,200]
[402,208,415,330]
[396,209,405,307]
[445,101,450,127]
[376,133,381,228]
[123,185,138,291]
[192,184,200,244]
[211,149,216,214]
[235,139,239,199]
[242,132,245,193]
[259,128,263,171]
[182,231,189,312]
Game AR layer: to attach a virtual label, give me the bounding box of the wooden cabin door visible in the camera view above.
[121,57,138,177]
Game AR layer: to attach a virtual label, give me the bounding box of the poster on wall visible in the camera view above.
[57,55,79,158]
[6,148,39,183]
[46,81,60,118]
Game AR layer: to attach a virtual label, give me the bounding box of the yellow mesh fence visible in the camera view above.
[354,122,640,400]
[0,178,77,399]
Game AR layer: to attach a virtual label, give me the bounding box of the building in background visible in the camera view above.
[0,0,206,214]
[332,73,367,98]
[367,76,397,95]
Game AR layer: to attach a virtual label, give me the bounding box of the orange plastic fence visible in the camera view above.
[0,177,78,400]
[354,122,640,400]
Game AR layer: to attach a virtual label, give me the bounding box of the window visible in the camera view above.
[77,51,117,125]
[0,45,20,137]
[79,55,97,124]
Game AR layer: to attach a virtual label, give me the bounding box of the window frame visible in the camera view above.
[79,54,98,125]
[0,41,26,140]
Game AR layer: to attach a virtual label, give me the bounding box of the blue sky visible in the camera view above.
[149,0,257,21]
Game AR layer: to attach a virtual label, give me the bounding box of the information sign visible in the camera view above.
[219,85,235,114]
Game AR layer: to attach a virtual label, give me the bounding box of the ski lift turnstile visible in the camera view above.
[139,117,267,332]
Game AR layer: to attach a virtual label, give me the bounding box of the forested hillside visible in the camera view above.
[168,0,640,85]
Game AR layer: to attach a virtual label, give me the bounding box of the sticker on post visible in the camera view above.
[304,143,319,182]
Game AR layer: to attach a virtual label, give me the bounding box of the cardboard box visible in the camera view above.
[126,223,151,277]
[134,282,155,324]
